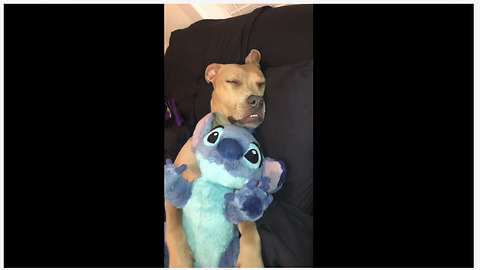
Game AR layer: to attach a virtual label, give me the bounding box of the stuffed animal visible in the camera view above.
[164,112,285,268]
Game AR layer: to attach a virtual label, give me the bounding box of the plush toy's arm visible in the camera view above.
[263,158,286,194]
[164,159,192,208]
[223,177,273,224]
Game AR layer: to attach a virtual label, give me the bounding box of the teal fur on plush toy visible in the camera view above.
[164,112,286,268]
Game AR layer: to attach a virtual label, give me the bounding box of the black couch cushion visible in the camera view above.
[257,200,313,267]
[256,58,313,215]
[248,5,313,68]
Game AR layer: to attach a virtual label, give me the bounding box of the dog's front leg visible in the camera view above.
[236,221,264,268]
[165,201,194,268]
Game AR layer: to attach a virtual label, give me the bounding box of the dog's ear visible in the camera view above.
[205,63,221,84]
[192,112,216,151]
[262,158,286,194]
[245,49,261,66]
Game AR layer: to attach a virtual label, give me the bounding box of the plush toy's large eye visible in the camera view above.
[203,126,224,146]
[243,142,262,169]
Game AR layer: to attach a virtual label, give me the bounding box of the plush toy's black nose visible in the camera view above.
[217,138,243,160]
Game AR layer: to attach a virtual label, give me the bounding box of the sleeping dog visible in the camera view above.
[165,49,267,268]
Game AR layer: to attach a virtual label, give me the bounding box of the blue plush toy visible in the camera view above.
[164,112,286,268]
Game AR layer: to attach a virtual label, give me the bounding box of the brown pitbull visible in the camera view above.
[165,49,267,268]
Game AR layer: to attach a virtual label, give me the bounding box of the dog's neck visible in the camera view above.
[212,112,231,128]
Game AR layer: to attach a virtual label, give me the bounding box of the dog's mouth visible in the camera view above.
[228,113,264,126]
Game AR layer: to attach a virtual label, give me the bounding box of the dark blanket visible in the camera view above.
[164,4,313,267]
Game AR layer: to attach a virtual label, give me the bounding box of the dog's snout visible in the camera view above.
[217,138,243,160]
[247,95,264,109]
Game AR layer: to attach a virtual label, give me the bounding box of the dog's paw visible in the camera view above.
[164,159,191,208]
[223,177,273,224]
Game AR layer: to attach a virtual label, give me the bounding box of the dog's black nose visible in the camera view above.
[247,95,264,109]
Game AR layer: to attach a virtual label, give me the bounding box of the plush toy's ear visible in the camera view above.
[191,112,216,151]
[263,158,286,194]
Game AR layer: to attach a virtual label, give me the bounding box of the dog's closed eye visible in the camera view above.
[226,80,241,85]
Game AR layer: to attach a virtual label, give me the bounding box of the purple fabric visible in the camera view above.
[166,98,182,126]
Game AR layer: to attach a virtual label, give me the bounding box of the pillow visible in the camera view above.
[257,200,313,267]
[248,5,313,68]
[256,58,313,215]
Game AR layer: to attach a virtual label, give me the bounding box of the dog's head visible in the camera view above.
[191,113,285,192]
[205,49,266,129]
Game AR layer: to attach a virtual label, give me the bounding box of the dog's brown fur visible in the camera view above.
[165,49,266,268]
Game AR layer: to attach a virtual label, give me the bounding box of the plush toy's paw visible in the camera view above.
[164,159,191,208]
[223,177,273,224]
